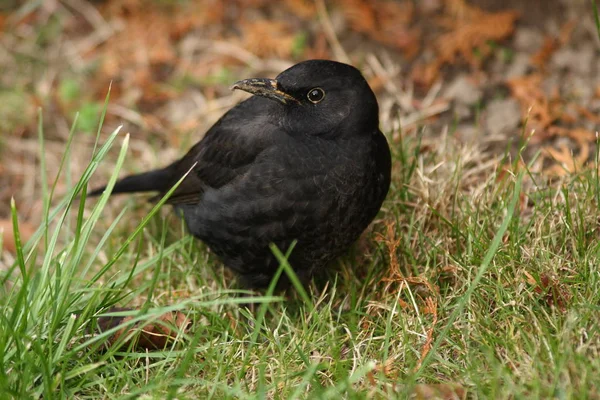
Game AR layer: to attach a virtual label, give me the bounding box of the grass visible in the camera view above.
[1,103,600,399]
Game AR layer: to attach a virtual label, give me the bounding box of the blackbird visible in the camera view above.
[91,60,391,288]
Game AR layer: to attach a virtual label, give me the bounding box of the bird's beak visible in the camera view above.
[231,78,299,104]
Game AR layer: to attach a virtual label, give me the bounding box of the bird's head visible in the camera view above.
[231,60,379,138]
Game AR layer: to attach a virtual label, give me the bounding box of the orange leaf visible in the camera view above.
[530,37,558,71]
[524,271,571,312]
[283,0,317,18]
[338,0,419,57]
[0,218,36,254]
[412,383,467,400]
[95,307,190,350]
[413,0,518,86]
[239,20,297,59]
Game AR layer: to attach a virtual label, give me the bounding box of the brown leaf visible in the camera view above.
[239,20,297,59]
[376,221,440,300]
[506,74,559,136]
[412,383,467,400]
[435,10,519,68]
[412,62,444,88]
[541,127,594,176]
[283,0,317,18]
[374,221,440,371]
[338,0,420,57]
[558,19,577,46]
[543,142,588,176]
[95,307,190,350]
[414,0,518,87]
[577,106,600,125]
[508,71,595,176]
[531,20,576,71]
[304,32,332,59]
[367,358,398,384]
[444,0,482,20]
[415,297,439,370]
[95,0,209,104]
[524,271,571,312]
[530,37,559,71]
[376,220,402,278]
[0,218,36,254]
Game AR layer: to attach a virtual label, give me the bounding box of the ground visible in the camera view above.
[1,0,600,398]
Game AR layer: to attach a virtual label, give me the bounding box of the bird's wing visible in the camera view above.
[157,97,275,205]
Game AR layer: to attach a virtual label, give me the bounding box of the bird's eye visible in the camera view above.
[307,88,325,103]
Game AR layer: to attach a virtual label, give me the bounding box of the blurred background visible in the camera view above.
[0,0,597,247]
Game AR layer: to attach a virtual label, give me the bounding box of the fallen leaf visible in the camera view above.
[530,37,558,71]
[541,127,594,176]
[577,106,600,125]
[239,20,297,59]
[524,271,571,312]
[508,70,596,176]
[367,357,398,385]
[506,74,561,136]
[530,20,576,71]
[0,218,36,254]
[414,0,518,86]
[558,19,577,46]
[412,383,467,400]
[283,0,317,18]
[338,0,420,57]
[95,0,209,105]
[95,307,190,350]
[415,296,439,370]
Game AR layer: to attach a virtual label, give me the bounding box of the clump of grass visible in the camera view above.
[0,101,282,398]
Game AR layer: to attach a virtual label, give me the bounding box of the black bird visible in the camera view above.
[91,60,391,288]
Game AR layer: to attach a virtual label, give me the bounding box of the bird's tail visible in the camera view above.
[88,167,173,197]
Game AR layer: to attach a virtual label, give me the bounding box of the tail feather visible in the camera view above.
[89,168,173,197]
